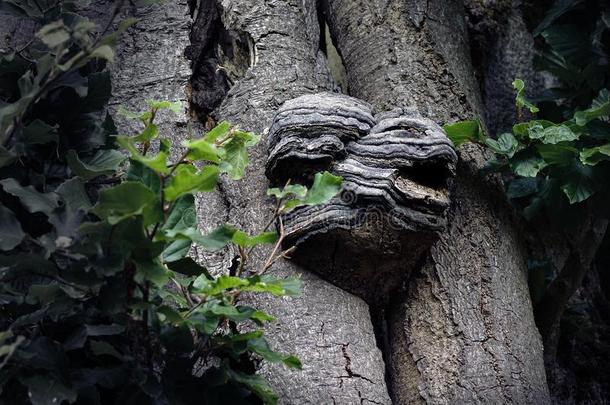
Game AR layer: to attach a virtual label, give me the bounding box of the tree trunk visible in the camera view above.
[108,0,551,403]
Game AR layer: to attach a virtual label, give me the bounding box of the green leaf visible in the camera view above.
[0,178,59,214]
[146,99,182,114]
[133,123,159,143]
[537,143,578,165]
[165,225,237,252]
[539,125,579,144]
[166,257,211,278]
[67,149,126,180]
[161,194,197,262]
[227,368,278,405]
[242,276,301,297]
[300,171,342,206]
[247,336,302,369]
[36,20,71,48]
[513,79,539,114]
[90,45,115,62]
[442,120,484,146]
[135,259,169,287]
[574,94,610,126]
[510,151,548,177]
[164,164,219,201]
[580,143,610,165]
[513,120,554,139]
[219,138,249,180]
[185,137,222,163]
[560,163,599,204]
[250,310,275,324]
[91,181,162,225]
[485,133,519,157]
[193,274,247,295]
[23,119,57,144]
[267,185,308,199]
[231,231,278,247]
[0,205,25,250]
[203,121,231,143]
[134,152,169,174]
[127,159,161,194]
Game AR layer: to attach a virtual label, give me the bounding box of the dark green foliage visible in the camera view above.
[0,2,342,404]
[444,0,609,228]
[445,82,610,225]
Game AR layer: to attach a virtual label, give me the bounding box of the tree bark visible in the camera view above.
[107,0,551,403]
[323,0,549,403]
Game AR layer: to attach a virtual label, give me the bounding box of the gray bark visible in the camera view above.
[195,1,392,403]
[323,0,549,403]
[107,0,550,403]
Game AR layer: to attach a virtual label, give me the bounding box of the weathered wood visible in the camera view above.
[192,1,392,403]
[323,0,550,403]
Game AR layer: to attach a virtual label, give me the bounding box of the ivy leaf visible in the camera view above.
[127,159,161,194]
[133,123,159,143]
[219,138,248,180]
[164,165,219,201]
[67,149,126,180]
[513,120,554,139]
[485,133,519,158]
[560,163,599,204]
[23,119,57,144]
[442,119,485,146]
[231,231,278,247]
[510,151,548,177]
[537,143,578,165]
[226,368,278,405]
[246,336,302,369]
[580,143,610,165]
[538,124,579,144]
[161,194,197,262]
[574,90,610,126]
[90,45,115,63]
[146,99,182,114]
[0,178,59,214]
[203,121,231,143]
[91,181,162,225]
[185,137,222,163]
[300,171,342,206]
[164,225,237,252]
[36,20,71,48]
[513,79,539,113]
[267,185,308,199]
[135,259,169,287]
[242,276,301,297]
[166,257,211,278]
[0,205,25,250]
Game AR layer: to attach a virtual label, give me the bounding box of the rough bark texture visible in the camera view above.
[194,1,392,403]
[323,0,549,403]
[107,0,551,403]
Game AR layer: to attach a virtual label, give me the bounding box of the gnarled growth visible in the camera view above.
[266,92,457,303]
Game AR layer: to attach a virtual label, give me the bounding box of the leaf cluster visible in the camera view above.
[445,81,610,226]
[0,3,342,404]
